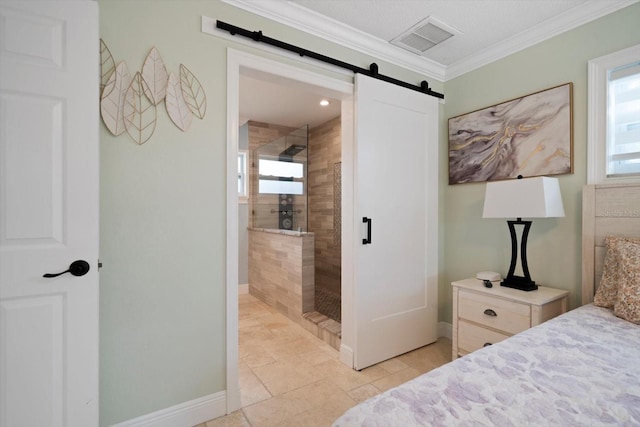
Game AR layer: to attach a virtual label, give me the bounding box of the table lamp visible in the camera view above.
[482,176,564,291]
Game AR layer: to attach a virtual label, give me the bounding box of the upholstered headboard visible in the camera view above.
[582,183,640,304]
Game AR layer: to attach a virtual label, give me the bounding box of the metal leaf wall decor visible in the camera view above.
[124,72,157,144]
[165,72,193,132]
[100,39,116,97]
[99,41,207,144]
[101,61,132,136]
[180,64,207,120]
[141,47,168,106]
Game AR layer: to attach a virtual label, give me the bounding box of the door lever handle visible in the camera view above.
[43,260,90,278]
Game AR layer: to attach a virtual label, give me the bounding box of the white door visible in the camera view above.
[0,1,99,426]
[354,74,438,370]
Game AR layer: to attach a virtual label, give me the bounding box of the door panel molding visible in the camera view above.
[0,2,99,426]
[353,74,439,370]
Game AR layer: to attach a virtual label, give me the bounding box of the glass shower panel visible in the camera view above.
[252,125,308,231]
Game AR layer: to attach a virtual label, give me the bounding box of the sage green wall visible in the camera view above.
[99,0,640,423]
[439,2,640,323]
[98,1,443,425]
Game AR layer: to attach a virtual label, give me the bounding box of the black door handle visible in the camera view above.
[483,308,497,317]
[43,260,90,278]
[362,217,372,245]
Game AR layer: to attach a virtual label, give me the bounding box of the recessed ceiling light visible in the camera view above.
[320,99,330,106]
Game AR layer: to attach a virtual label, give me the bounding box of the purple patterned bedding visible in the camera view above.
[333,304,640,426]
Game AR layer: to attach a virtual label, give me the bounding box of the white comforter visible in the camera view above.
[333,304,640,426]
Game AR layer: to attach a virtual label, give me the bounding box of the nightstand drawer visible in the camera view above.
[458,290,530,335]
[452,278,569,360]
[458,320,510,353]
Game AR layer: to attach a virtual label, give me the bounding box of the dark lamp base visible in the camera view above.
[501,275,538,292]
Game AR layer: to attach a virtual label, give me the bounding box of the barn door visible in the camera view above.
[353,73,438,370]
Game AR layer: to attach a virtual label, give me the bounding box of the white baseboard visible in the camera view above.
[438,321,452,340]
[110,391,226,427]
[339,344,354,368]
[238,283,248,294]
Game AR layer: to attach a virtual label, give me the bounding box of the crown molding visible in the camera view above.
[222,0,638,82]
[220,0,446,82]
[445,0,639,80]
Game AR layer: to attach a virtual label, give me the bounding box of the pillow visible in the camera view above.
[593,236,627,308]
[613,239,640,324]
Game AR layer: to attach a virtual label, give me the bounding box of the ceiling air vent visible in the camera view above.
[391,17,459,55]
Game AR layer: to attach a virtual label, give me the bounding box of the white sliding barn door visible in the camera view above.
[0,1,99,426]
[353,74,438,370]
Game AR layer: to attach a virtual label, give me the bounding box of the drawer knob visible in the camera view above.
[483,308,497,317]
[483,342,493,347]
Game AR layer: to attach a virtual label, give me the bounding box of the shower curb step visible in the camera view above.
[302,312,341,337]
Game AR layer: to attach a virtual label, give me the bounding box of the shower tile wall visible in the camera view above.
[247,121,299,229]
[308,117,342,296]
[248,229,315,319]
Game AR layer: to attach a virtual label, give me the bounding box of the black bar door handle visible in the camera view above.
[43,260,90,278]
[362,217,372,245]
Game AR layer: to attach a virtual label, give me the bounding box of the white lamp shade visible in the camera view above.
[482,177,565,219]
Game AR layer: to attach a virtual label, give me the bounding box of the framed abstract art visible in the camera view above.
[448,83,573,184]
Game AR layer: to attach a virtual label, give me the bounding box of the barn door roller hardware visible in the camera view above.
[216,20,444,100]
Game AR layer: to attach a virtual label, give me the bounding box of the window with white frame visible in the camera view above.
[608,64,640,177]
[237,150,248,201]
[258,158,304,195]
[588,44,640,184]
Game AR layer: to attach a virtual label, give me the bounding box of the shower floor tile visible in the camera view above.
[315,287,341,322]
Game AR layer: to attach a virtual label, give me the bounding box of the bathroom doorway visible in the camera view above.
[229,55,350,411]
[239,81,344,332]
[226,47,440,413]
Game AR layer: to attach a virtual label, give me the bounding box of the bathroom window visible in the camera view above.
[588,44,640,183]
[258,159,304,195]
[238,150,248,201]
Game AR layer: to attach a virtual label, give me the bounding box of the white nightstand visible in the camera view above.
[451,278,569,359]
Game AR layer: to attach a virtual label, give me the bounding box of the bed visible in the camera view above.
[333,183,640,426]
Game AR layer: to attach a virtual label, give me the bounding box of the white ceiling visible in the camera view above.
[240,74,342,128]
[289,0,633,73]
[232,0,636,129]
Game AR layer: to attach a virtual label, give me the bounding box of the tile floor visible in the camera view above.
[195,293,452,427]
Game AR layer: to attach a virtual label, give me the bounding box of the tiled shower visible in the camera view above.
[246,117,342,347]
[307,117,342,323]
